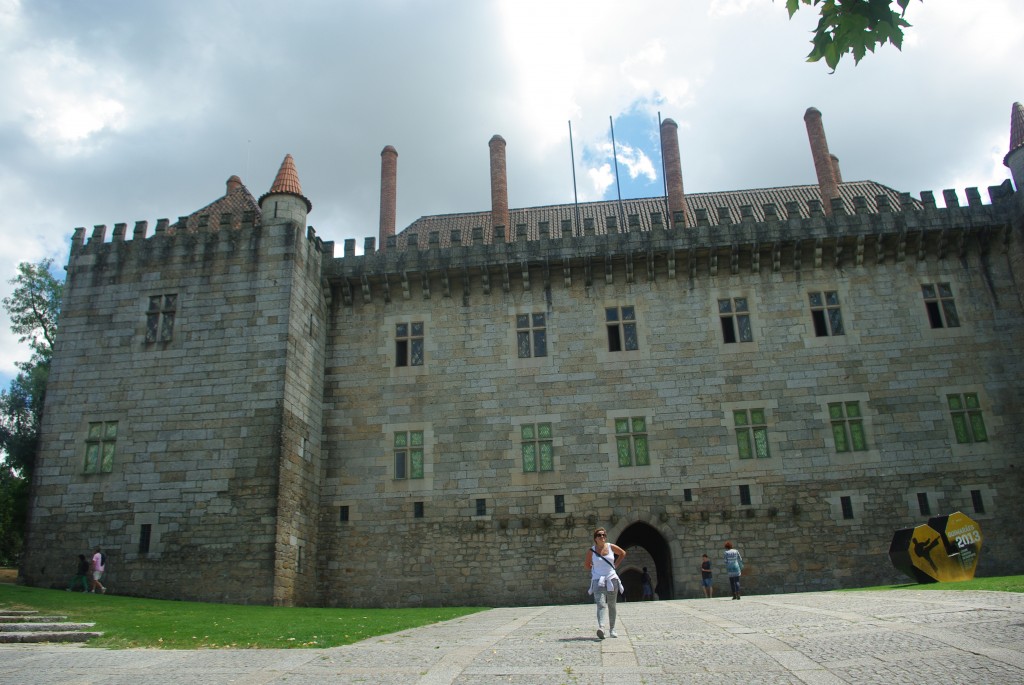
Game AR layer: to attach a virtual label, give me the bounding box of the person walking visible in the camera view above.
[584,527,626,639]
[66,554,89,592]
[700,554,714,598]
[90,546,107,594]
[641,566,654,600]
[724,541,743,599]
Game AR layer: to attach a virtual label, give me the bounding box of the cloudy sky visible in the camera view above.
[1,0,1022,389]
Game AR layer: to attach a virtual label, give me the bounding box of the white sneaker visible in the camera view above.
[610,629,619,638]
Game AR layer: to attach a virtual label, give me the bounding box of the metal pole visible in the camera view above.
[569,121,581,236]
[609,115,625,232]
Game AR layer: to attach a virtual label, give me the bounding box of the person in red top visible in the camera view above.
[90,547,107,594]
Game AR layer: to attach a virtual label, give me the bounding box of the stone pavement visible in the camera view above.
[0,590,1021,684]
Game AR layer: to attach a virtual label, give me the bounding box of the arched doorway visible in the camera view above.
[614,521,674,600]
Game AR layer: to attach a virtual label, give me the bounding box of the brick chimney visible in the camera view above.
[489,135,510,242]
[1003,101,1024,193]
[227,175,243,193]
[804,107,840,216]
[660,118,687,227]
[379,145,398,250]
[830,154,843,183]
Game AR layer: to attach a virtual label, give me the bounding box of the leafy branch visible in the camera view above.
[785,0,919,71]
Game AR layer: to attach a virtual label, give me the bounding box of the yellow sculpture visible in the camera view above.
[889,512,982,583]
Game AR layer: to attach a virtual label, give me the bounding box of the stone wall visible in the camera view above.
[23,220,319,604]
[319,190,1024,607]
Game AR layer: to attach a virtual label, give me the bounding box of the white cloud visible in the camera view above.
[587,163,614,197]
[708,0,760,19]
[0,0,1021,386]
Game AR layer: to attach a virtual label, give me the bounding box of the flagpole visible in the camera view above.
[609,115,626,233]
[569,120,581,236]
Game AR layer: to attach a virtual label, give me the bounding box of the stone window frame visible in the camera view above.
[144,293,178,345]
[915,277,969,338]
[802,282,860,349]
[124,513,163,561]
[603,408,661,482]
[539,493,570,516]
[380,421,434,493]
[711,289,761,354]
[516,311,548,359]
[508,304,556,371]
[732,481,762,508]
[594,302,647,365]
[945,392,988,445]
[393,429,425,480]
[959,484,994,520]
[936,384,998,459]
[381,314,433,378]
[733,408,771,460]
[471,496,489,520]
[604,304,639,352]
[906,489,943,518]
[720,399,780,471]
[83,420,118,474]
[826,491,867,526]
[509,414,563,486]
[394,321,425,368]
[818,393,881,465]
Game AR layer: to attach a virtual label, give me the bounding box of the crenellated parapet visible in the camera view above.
[67,211,334,279]
[324,182,1019,307]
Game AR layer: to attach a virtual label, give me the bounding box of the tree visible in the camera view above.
[0,259,63,566]
[786,0,920,71]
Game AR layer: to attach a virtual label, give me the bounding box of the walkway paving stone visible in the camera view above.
[0,590,1020,684]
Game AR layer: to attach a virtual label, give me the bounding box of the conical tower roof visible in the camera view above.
[1004,102,1024,167]
[259,154,312,212]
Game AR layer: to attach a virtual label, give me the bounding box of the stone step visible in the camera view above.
[0,631,103,644]
[0,610,103,643]
[0,615,67,623]
[0,622,96,632]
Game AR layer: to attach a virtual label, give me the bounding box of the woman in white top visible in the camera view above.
[584,527,626,639]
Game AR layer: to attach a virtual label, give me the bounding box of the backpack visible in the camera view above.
[100,552,107,566]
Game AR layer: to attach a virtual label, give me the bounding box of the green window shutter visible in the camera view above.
[539,442,554,471]
[522,442,536,472]
[736,430,752,459]
[832,423,849,452]
[951,414,970,443]
[616,437,632,467]
[849,421,866,451]
[753,427,770,458]
[634,436,649,466]
[969,413,988,442]
[410,449,424,479]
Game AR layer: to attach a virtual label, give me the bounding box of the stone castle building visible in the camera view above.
[21,103,1024,607]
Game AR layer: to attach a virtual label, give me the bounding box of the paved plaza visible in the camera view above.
[1,590,1021,684]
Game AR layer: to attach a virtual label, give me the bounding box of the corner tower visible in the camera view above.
[259,154,312,227]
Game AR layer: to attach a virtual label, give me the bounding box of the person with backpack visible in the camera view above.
[90,546,107,594]
[584,527,626,639]
[724,541,743,600]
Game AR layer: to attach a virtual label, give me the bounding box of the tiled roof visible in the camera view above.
[259,154,312,212]
[393,180,915,249]
[1005,102,1024,166]
[174,177,261,232]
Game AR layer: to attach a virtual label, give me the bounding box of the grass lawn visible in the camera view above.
[843,574,1024,594]
[0,582,485,649]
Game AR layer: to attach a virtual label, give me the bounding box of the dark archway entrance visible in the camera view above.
[614,521,674,600]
